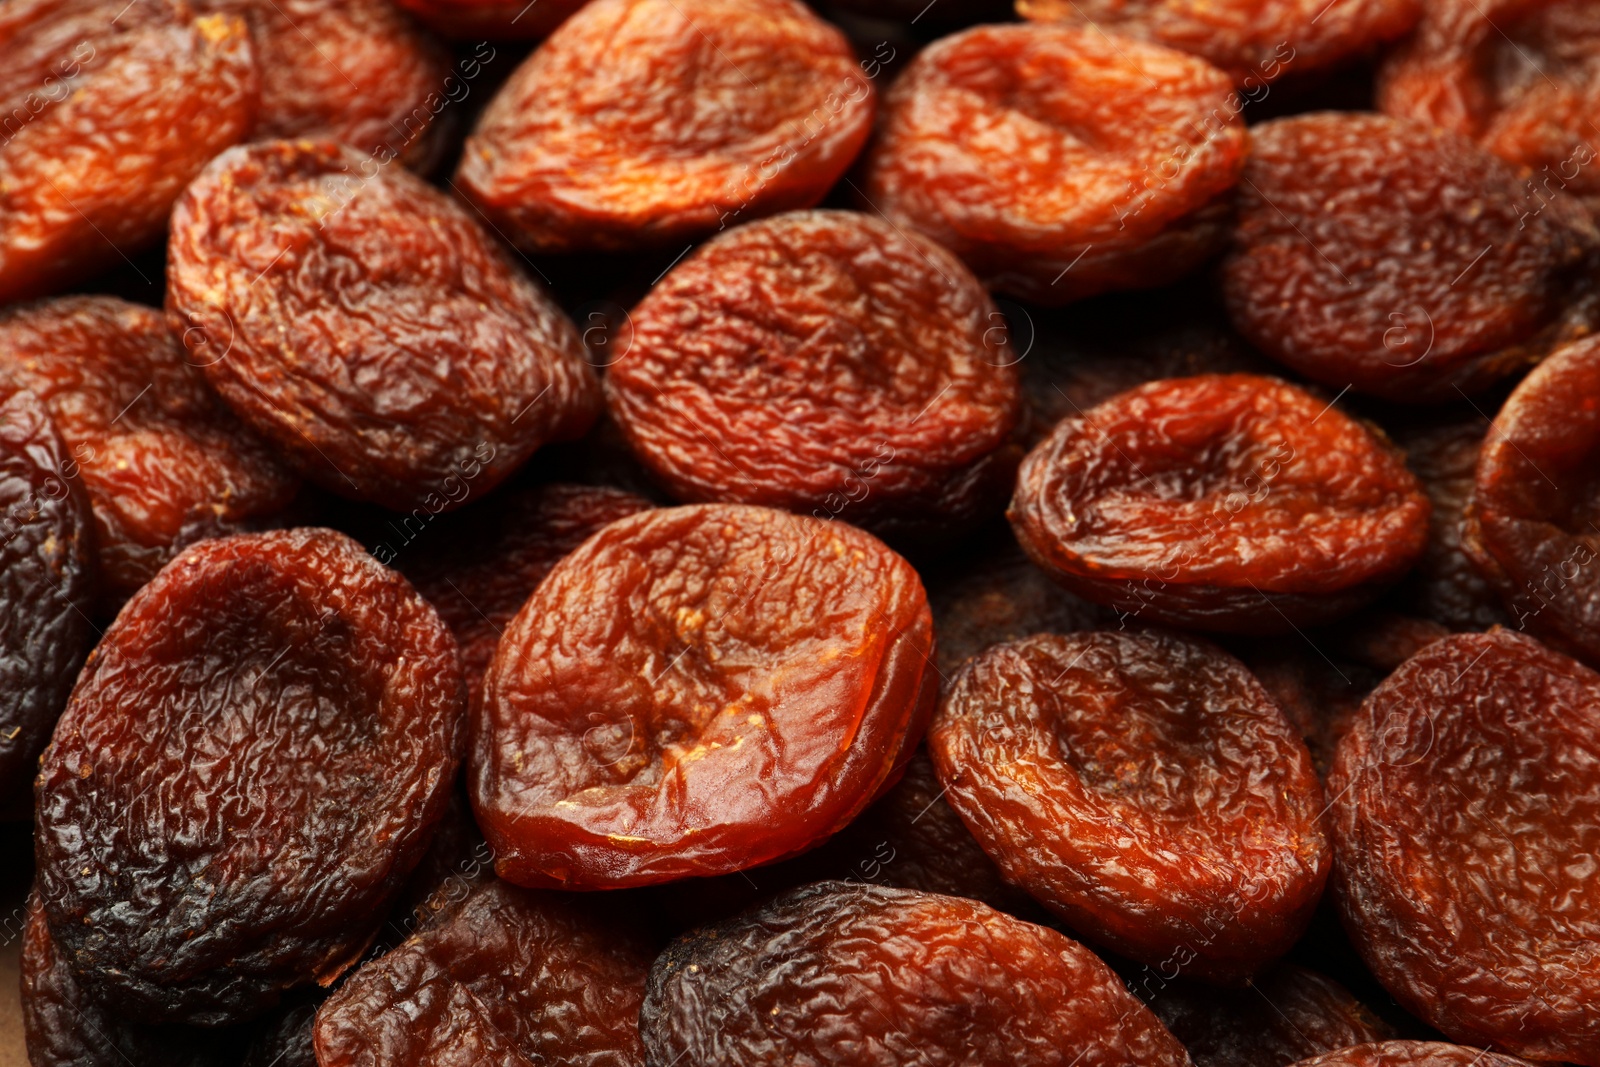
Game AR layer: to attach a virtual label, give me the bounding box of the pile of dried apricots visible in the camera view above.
[2,0,1598,1063]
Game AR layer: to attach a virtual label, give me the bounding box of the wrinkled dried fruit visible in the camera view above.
[1463,335,1600,664]
[314,880,653,1067]
[931,629,1330,981]
[454,0,874,253]
[1330,630,1600,1065]
[167,140,601,510]
[1288,1042,1537,1067]
[0,295,299,604]
[393,0,587,39]
[0,0,257,303]
[642,881,1193,1067]
[1010,374,1430,633]
[859,23,1245,304]
[35,528,465,1025]
[605,210,1022,545]
[1223,112,1598,402]
[473,503,936,888]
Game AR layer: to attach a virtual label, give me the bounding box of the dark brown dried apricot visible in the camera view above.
[454,0,874,254]
[1330,629,1600,1065]
[392,0,586,39]
[859,23,1245,304]
[605,210,1022,545]
[34,528,465,1025]
[930,629,1330,981]
[473,503,937,888]
[1223,112,1598,403]
[167,139,601,511]
[642,881,1193,1067]
[0,295,299,604]
[314,879,652,1067]
[1010,374,1431,633]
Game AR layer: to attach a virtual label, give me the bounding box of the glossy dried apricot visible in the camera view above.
[1010,375,1430,633]
[34,528,465,1025]
[1289,1043,1537,1067]
[605,210,1022,545]
[167,140,601,511]
[859,23,1245,304]
[454,0,874,254]
[930,629,1330,981]
[1223,112,1598,403]
[1330,630,1600,1064]
[473,503,937,888]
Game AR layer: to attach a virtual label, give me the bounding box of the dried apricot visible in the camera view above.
[605,210,1022,545]
[1329,629,1600,1064]
[167,140,601,511]
[1223,112,1598,403]
[34,528,466,1025]
[641,881,1193,1067]
[858,23,1245,304]
[930,629,1330,981]
[454,0,874,254]
[0,295,298,604]
[1010,374,1431,633]
[473,503,936,888]
[1289,1043,1538,1067]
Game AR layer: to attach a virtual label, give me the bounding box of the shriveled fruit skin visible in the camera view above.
[0,385,94,801]
[1330,630,1600,1065]
[34,528,466,1025]
[1463,335,1600,664]
[1009,374,1431,633]
[0,296,299,604]
[393,0,588,39]
[455,0,874,253]
[0,0,257,303]
[1223,112,1597,403]
[859,24,1246,304]
[1288,1042,1538,1067]
[314,880,652,1067]
[641,881,1193,1067]
[605,210,1022,545]
[931,629,1329,981]
[167,140,601,510]
[473,503,937,889]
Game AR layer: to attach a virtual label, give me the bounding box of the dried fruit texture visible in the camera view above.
[606,211,1022,545]
[314,880,652,1067]
[1289,1043,1538,1067]
[1010,375,1431,633]
[1330,630,1600,1064]
[0,296,299,604]
[642,881,1194,1067]
[1463,336,1600,664]
[859,24,1245,304]
[34,528,466,1025]
[1016,0,1418,85]
[473,504,937,888]
[0,0,257,303]
[454,0,874,254]
[393,0,588,39]
[1223,112,1598,403]
[930,629,1330,981]
[0,385,94,801]
[167,140,601,511]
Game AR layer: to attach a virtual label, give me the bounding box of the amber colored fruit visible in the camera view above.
[0,295,299,603]
[393,0,588,39]
[167,139,601,511]
[473,503,937,888]
[1463,335,1600,664]
[1288,1043,1538,1067]
[642,881,1193,1067]
[859,23,1245,304]
[0,0,257,303]
[605,210,1022,545]
[1010,374,1431,633]
[314,880,653,1067]
[931,629,1330,981]
[1223,112,1598,403]
[454,0,874,254]
[34,528,465,1025]
[0,385,95,800]
[1330,630,1600,1064]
